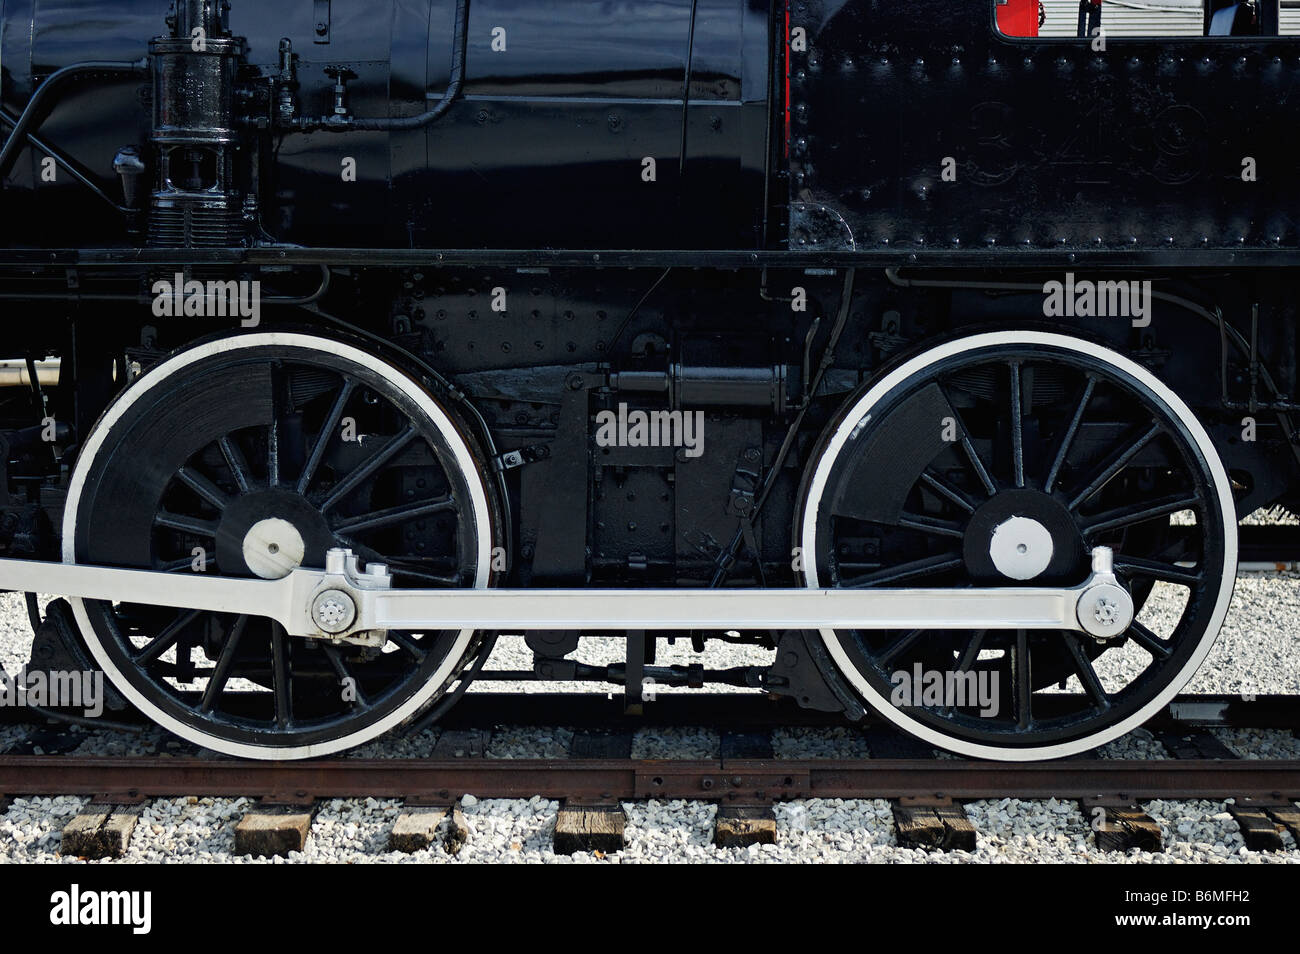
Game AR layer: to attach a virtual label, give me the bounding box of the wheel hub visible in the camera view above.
[962,488,1084,584]
[216,488,335,578]
[242,517,306,579]
[987,515,1054,580]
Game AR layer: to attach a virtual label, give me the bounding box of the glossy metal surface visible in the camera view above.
[788,0,1300,253]
[1,0,769,250]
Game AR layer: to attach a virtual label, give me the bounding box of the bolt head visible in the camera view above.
[311,588,356,634]
[1077,581,1133,640]
[1094,597,1119,626]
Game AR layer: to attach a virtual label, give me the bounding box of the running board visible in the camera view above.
[0,547,1133,642]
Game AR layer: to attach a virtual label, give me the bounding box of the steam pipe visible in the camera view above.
[0,60,149,179]
[293,0,469,131]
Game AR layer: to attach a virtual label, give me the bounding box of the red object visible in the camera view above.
[996,0,1040,37]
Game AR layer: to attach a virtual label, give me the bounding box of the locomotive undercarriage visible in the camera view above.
[2,0,1297,760]
[0,260,1284,760]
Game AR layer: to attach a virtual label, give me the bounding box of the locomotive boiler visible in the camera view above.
[0,0,1294,760]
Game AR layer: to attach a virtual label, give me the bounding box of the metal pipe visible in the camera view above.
[0,109,131,213]
[0,360,59,387]
[295,0,469,131]
[0,60,149,178]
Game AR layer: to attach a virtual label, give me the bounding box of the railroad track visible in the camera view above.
[1,693,1298,859]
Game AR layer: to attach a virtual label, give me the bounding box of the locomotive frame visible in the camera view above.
[0,0,1296,760]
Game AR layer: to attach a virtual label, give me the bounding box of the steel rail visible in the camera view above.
[0,755,1296,802]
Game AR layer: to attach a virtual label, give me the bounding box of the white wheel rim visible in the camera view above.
[63,332,494,760]
[799,331,1238,761]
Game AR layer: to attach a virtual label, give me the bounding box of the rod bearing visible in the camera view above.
[311,588,357,634]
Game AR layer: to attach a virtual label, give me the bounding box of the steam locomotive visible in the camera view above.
[0,0,1293,760]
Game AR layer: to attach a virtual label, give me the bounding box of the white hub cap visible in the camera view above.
[988,515,1054,580]
[242,517,306,579]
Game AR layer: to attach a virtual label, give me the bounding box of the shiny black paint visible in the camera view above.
[789,0,1300,253]
[1,0,769,249]
[0,0,1296,590]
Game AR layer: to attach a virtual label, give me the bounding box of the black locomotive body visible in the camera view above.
[0,0,1294,759]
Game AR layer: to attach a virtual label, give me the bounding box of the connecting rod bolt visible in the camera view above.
[312,588,356,634]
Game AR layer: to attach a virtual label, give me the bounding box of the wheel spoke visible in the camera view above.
[897,512,966,539]
[135,609,201,664]
[199,615,247,713]
[878,629,925,668]
[319,425,419,512]
[1113,555,1202,586]
[267,419,280,489]
[937,383,997,496]
[160,556,218,573]
[842,553,964,589]
[1082,494,1201,536]
[1062,633,1110,711]
[387,631,428,662]
[1066,422,1162,511]
[1044,376,1095,494]
[1013,629,1032,729]
[955,630,986,673]
[271,622,292,728]
[937,629,987,717]
[322,645,368,710]
[333,495,456,535]
[297,380,357,495]
[1010,361,1025,489]
[155,512,219,537]
[1125,620,1172,659]
[920,471,977,514]
[960,437,997,497]
[176,466,231,511]
[219,436,253,493]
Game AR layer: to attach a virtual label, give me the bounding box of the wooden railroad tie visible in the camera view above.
[1081,797,1164,853]
[60,799,145,860]
[1154,723,1300,851]
[392,727,488,854]
[891,796,976,852]
[713,805,778,848]
[554,729,632,855]
[234,798,316,857]
[1227,799,1300,852]
[862,726,937,760]
[555,800,627,855]
[388,805,449,853]
[388,801,470,854]
[429,728,490,760]
[8,726,86,756]
[711,730,778,849]
[1157,726,1240,761]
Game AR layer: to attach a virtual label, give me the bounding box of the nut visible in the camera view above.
[311,589,356,634]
